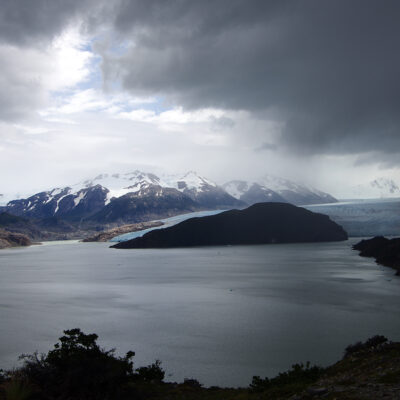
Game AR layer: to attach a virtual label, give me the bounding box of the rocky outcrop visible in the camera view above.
[353,236,400,275]
[0,229,31,248]
[112,202,348,249]
[82,221,163,242]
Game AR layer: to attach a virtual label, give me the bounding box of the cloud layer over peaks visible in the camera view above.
[100,0,400,158]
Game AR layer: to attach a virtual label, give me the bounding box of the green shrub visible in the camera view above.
[13,328,162,400]
[250,361,324,393]
[135,360,165,382]
[344,335,388,358]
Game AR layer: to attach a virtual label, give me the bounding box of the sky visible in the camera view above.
[0,0,399,199]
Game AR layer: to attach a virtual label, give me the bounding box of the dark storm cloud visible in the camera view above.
[101,0,400,159]
[1,0,399,163]
[0,0,94,45]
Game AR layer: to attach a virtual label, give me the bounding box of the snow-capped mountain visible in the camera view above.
[351,178,400,199]
[3,171,243,223]
[223,181,286,204]
[259,175,337,205]
[2,171,338,224]
[89,185,198,224]
[6,185,109,220]
[224,175,337,206]
[171,171,243,209]
[82,170,244,209]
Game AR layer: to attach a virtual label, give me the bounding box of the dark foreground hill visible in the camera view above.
[1,330,399,400]
[353,236,400,275]
[112,202,347,249]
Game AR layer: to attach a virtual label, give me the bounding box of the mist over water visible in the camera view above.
[0,240,399,387]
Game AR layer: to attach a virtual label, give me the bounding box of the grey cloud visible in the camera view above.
[210,116,235,131]
[255,142,278,152]
[99,0,400,162]
[1,0,399,166]
[0,0,96,45]
[355,152,400,169]
[0,0,102,121]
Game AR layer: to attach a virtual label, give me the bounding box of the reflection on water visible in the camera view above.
[0,239,399,387]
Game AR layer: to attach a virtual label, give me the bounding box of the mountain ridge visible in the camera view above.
[1,171,337,225]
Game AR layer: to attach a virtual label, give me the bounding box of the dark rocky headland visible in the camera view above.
[353,236,400,275]
[112,202,348,249]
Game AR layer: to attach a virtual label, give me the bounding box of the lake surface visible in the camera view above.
[1,240,399,387]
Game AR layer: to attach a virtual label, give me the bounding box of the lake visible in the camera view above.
[0,239,399,387]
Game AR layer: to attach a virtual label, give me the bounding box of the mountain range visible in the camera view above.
[0,171,337,226]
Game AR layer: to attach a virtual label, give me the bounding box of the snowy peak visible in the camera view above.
[352,177,400,199]
[177,171,217,191]
[76,170,217,200]
[223,180,287,205]
[259,174,311,195]
[77,171,161,202]
[6,185,109,219]
[160,172,242,208]
[3,170,338,222]
[370,178,399,194]
[258,174,337,205]
[161,171,217,194]
[223,180,252,199]
[3,170,240,221]
[223,176,337,206]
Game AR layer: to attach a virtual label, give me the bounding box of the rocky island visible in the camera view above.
[353,236,400,275]
[112,202,348,249]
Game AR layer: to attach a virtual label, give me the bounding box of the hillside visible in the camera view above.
[353,236,400,275]
[1,331,399,400]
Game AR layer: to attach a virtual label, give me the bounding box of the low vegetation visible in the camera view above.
[1,330,399,400]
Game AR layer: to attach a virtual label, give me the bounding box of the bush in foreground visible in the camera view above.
[1,331,397,400]
[250,361,324,395]
[344,335,389,358]
[3,328,164,400]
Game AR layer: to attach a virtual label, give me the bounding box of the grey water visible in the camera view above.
[1,240,400,387]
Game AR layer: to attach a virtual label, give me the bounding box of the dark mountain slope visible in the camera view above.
[240,182,287,204]
[112,202,347,249]
[89,186,197,224]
